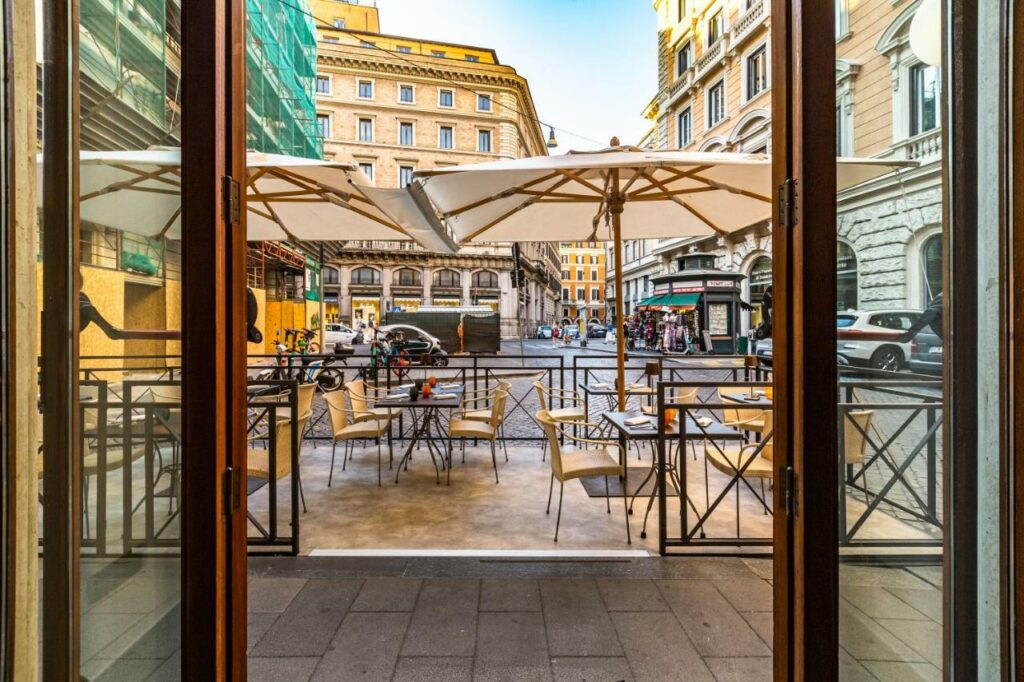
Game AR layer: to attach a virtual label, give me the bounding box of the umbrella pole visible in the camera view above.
[610,170,627,411]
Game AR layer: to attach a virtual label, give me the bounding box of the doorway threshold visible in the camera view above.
[308,548,652,559]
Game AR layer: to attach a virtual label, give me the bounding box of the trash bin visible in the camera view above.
[737,336,749,355]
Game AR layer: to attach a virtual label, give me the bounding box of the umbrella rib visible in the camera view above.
[618,167,646,195]
[639,170,727,236]
[81,166,180,202]
[461,176,574,242]
[688,172,772,203]
[555,169,606,195]
[441,171,561,219]
[109,163,182,188]
[628,165,714,197]
[157,205,182,238]
[679,201,727,236]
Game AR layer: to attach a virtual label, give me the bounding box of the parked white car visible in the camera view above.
[755,309,922,371]
[836,309,921,370]
[323,323,360,350]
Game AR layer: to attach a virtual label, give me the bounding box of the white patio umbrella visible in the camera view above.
[412,141,913,408]
[71,148,456,252]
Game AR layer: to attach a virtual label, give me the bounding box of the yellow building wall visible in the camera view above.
[79,266,128,368]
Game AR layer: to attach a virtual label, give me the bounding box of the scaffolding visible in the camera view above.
[246,0,322,159]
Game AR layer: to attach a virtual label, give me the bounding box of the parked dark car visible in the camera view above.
[587,324,607,339]
[908,330,942,375]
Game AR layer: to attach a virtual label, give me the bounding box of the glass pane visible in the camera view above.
[77,0,183,676]
[836,2,944,677]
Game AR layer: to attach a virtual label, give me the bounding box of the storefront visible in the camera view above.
[643,255,746,354]
[392,296,422,312]
[351,295,381,327]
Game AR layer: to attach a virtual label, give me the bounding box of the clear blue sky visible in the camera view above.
[375,0,657,153]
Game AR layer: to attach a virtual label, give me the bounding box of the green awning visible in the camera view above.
[636,293,701,310]
[661,293,701,308]
[636,294,667,309]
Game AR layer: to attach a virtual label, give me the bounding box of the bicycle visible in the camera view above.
[283,327,320,354]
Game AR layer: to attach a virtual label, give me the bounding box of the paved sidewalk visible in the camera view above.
[247,556,773,682]
[246,556,941,682]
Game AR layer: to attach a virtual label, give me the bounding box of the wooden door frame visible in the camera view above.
[180,0,248,678]
[32,0,248,677]
[40,0,81,678]
[770,0,839,678]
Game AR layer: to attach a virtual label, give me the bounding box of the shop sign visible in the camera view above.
[672,285,704,293]
[705,279,736,289]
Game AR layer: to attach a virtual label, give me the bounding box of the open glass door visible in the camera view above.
[775,0,1016,678]
[16,0,249,677]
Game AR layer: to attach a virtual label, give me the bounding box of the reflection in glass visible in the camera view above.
[837,2,944,679]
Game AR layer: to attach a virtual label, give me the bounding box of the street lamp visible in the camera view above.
[546,126,559,149]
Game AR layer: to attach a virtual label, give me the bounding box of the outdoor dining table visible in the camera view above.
[376,384,465,484]
[579,381,657,433]
[602,410,746,539]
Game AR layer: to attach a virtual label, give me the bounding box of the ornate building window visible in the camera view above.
[472,270,499,288]
[677,107,692,147]
[351,267,381,285]
[433,269,461,287]
[836,241,858,310]
[921,233,943,305]
[393,268,422,287]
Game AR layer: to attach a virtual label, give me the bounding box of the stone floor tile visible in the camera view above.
[703,657,772,682]
[83,657,163,682]
[247,577,308,613]
[472,663,554,681]
[712,579,773,613]
[392,656,473,682]
[610,611,714,682]
[350,577,422,612]
[741,612,773,650]
[81,612,143,662]
[480,578,542,612]
[596,579,669,612]
[874,618,942,666]
[655,580,770,658]
[476,612,549,665]
[861,660,942,682]
[400,578,479,657]
[838,602,924,663]
[247,657,320,682]
[838,565,932,590]
[905,565,943,589]
[550,656,634,682]
[249,579,362,657]
[312,611,410,681]
[840,648,881,681]
[841,585,931,620]
[886,587,943,622]
[741,559,774,580]
[247,613,278,653]
[540,578,623,657]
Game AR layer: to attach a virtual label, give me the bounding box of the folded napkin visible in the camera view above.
[380,394,406,401]
[591,382,609,388]
[439,383,461,389]
[696,417,713,427]
[398,383,415,389]
[625,416,651,426]
[432,393,458,400]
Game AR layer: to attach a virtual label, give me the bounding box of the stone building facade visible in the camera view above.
[608,0,943,333]
[310,0,560,336]
[558,242,607,327]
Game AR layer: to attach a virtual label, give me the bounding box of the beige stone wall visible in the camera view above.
[838,0,901,158]
[317,48,542,186]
